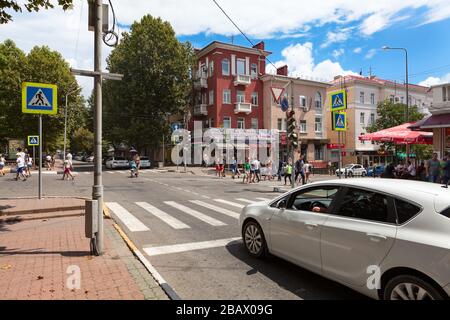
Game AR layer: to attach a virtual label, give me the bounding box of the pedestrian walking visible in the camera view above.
[15,153,27,181]
[230,157,238,179]
[304,161,312,183]
[0,154,5,176]
[252,158,261,183]
[45,154,52,170]
[265,159,273,181]
[243,158,251,184]
[133,154,141,177]
[295,156,305,186]
[426,153,441,183]
[62,156,74,180]
[284,162,292,185]
[25,154,33,177]
[442,154,450,188]
[51,154,56,170]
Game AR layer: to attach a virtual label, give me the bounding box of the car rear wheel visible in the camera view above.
[384,275,446,300]
[243,221,267,258]
[348,171,353,177]
[362,172,366,177]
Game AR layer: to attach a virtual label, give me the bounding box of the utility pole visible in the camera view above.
[64,87,82,159]
[290,79,295,189]
[93,0,104,254]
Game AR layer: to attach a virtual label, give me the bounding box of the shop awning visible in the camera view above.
[409,113,450,130]
[359,122,433,145]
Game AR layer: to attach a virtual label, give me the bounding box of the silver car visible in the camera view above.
[239,179,450,300]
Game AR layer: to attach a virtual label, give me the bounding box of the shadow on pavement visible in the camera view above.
[0,248,91,257]
[225,241,369,300]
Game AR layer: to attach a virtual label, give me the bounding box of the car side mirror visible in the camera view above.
[277,199,287,209]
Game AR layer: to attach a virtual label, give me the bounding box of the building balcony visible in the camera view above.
[234,102,252,114]
[233,74,251,86]
[194,77,208,89]
[194,104,208,116]
[429,101,450,115]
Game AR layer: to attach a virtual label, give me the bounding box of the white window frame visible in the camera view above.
[251,118,258,129]
[314,145,324,160]
[223,89,231,104]
[209,90,214,105]
[299,95,307,108]
[360,112,365,125]
[237,117,245,129]
[315,117,322,133]
[299,120,307,133]
[370,113,375,125]
[315,92,322,109]
[222,59,230,76]
[251,92,258,106]
[223,117,231,129]
[250,63,258,78]
[370,93,375,105]
[360,91,365,104]
[209,61,214,77]
[236,58,246,75]
[237,91,245,103]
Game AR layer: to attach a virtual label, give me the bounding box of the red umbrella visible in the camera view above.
[359,122,433,145]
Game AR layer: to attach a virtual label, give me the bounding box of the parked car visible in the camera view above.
[367,165,385,177]
[105,157,129,169]
[239,179,450,300]
[336,164,367,177]
[138,156,151,169]
[74,154,84,161]
[86,155,94,162]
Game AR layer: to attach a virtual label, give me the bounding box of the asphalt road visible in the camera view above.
[0,161,367,300]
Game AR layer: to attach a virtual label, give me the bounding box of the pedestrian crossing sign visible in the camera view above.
[27,135,39,146]
[330,90,346,112]
[333,112,347,131]
[22,82,58,115]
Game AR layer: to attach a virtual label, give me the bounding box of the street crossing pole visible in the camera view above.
[290,79,295,189]
[93,0,104,254]
[39,115,42,199]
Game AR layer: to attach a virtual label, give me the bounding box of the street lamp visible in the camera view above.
[64,87,82,159]
[382,45,410,161]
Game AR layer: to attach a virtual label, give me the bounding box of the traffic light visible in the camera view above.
[286,110,299,149]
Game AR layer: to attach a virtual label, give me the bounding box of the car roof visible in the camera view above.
[311,178,450,200]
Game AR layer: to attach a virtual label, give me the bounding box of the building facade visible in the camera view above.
[326,75,432,166]
[261,68,330,167]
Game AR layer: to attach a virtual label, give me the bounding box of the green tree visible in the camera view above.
[0,39,86,153]
[71,127,94,154]
[103,15,195,153]
[366,100,432,161]
[0,0,73,24]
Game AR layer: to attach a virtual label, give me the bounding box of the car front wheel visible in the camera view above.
[242,221,267,258]
[383,275,446,300]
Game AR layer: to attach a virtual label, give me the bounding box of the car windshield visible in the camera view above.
[345,165,353,169]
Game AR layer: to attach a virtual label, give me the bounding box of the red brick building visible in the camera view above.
[189,41,271,130]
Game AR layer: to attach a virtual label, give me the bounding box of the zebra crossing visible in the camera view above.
[74,169,164,175]
[105,197,272,233]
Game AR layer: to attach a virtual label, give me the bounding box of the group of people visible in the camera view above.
[13,148,33,181]
[214,157,273,183]
[383,152,450,186]
[279,156,313,186]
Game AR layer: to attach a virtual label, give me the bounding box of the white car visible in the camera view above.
[336,164,367,177]
[138,156,151,169]
[105,157,129,169]
[239,179,450,300]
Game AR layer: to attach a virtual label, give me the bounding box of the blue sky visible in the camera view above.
[1,0,450,97]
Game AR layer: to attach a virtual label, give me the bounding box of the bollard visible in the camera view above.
[85,199,98,239]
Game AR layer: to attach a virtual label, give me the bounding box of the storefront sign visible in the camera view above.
[327,143,345,149]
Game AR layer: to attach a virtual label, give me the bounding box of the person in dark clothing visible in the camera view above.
[294,156,305,185]
[442,154,450,188]
[383,162,396,178]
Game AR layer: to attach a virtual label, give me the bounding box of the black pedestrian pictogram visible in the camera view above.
[28,89,51,107]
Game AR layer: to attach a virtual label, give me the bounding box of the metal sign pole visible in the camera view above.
[338,131,342,179]
[39,115,43,199]
[32,146,35,170]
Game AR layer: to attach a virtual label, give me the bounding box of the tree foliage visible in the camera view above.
[0,39,86,153]
[71,127,93,154]
[366,100,433,160]
[0,0,73,24]
[103,15,195,152]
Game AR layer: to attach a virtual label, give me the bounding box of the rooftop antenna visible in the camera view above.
[369,66,372,77]
[231,35,234,44]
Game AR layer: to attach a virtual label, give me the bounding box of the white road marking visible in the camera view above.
[135,202,189,230]
[105,202,149,232]
[214,199,245,209]
[201,195,211,199]
[256,197,271,201]
[84,172,90,175]
[189,200,240,219]
[235,198,257,204]
[164,201,226,227]
[116,171,126,174]
[107,171,115,174]
[143,237,241,256]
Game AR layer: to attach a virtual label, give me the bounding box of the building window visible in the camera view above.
[237,91,245,103]
[390,95,394,103]
[314,145,324,160]
[299,120,307,133]
[277,119,283,131]
[299,95,307,108]
[200,64,207,78]
[370,113,375,125]
[250,63,258,78]
[237,59,246,75]
[209,90,214,105]
[315,117,322,133]
[251,118,258,129]
[222,59,230,76]
[401,96,404,104]
[251,92,258,106]
[370,93,375,105]
[360,91,365,104]
[202,92,207,105]
[360,112,365,125]
[315,92,322,109]
[223,117,231,129]
[209,61,214,77]
[443,87,447,102]
[223,89,231,104]
[237,118,245,129]
[210,118,214,128]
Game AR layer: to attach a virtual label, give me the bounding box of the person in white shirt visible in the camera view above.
[62,156,75,180]
[15,153,27,181]
[0,154,5,176]
[402,160,416,180]
[303,161,312,183]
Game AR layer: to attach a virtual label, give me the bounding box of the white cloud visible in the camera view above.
[267,42,357,81]
[321,28,353,48]
[418,73,450,87]
[360,13,390,35]
[353,47,362,53]
[332,48,345,59]
[365,49,377,59]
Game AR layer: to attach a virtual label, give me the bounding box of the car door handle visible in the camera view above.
[366,233,387,242]
[304,222,319,230]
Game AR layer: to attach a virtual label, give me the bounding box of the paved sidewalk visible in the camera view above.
[0,210,168,300]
